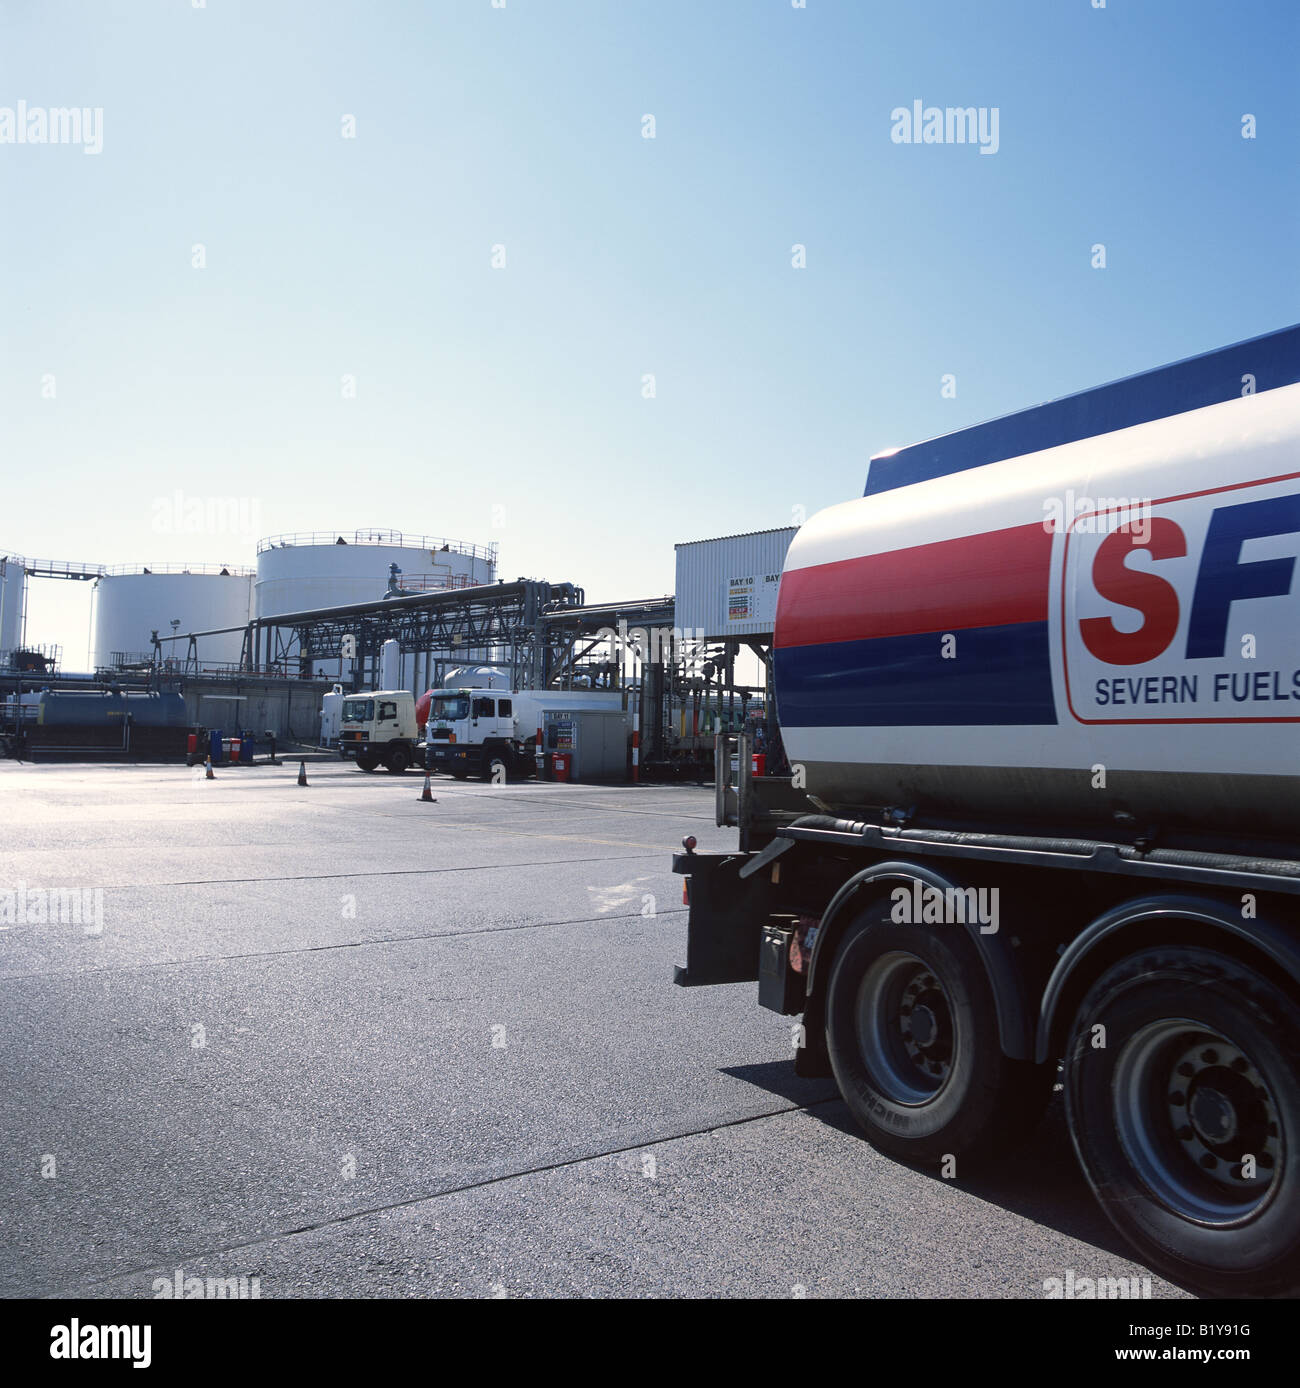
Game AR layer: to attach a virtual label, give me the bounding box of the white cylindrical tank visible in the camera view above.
[0,554,26,656]
[254,530,497,619]
[319,684,346,746]
[92,566,254,670]
[380,639,402,689]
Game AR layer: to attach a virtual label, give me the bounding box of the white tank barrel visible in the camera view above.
[441,665,509,690]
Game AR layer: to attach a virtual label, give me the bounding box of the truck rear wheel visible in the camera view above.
[482,752,509,782]
[355,754,379,772]
[824,906,1047,1166]
[385,745,410,774]
[1064,946,1300,1297]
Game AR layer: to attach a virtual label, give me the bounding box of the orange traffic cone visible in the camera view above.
[420,771,436,803]
[204,757,215,780]
[297,760,308,786]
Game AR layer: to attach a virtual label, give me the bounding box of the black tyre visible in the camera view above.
[482,751,509,783]
[451,767,470,781]
[1064,946,1300,1297]
[355,754,379,772]
[385,745,410,774]
[825,904,1047,1166]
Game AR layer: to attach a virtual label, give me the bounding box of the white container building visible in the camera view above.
[673,528,799,640]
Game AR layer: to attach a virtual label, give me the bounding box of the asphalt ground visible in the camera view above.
[0,755,1187,1299]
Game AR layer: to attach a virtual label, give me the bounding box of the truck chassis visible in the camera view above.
[675,736,1300,1297]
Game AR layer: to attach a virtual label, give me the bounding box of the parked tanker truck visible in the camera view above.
[674,325,1300,1296]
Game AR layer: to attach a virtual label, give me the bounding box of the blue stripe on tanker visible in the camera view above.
[774,621,1056,727]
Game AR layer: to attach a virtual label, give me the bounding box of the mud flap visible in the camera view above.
[671,852,766,986]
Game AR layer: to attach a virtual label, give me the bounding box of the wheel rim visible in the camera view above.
[854,950,955,1104]
[1112,1018,1283,1226]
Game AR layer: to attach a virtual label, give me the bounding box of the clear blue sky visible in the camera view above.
[3,0,1297,669]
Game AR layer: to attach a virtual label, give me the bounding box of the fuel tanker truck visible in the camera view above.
[673,325,1300,1296]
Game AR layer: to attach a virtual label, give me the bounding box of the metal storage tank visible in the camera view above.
[26,689,190,759]
[0,554,26,656]
[255,530,497,619]
[92,565,254,670]
[36,689,189,727]
[674,528,799,639]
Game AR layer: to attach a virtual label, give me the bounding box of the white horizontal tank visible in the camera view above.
[255,529,497,619]
[93,565,254,669]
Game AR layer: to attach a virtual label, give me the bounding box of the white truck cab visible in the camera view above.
[426,688,528,779]
[338,690,422,772]
[428,686,627,780]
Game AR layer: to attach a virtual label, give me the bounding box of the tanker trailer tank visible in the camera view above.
[774,381,1300,849]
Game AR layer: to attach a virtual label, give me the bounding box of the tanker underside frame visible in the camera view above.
[674,735,1300,1298]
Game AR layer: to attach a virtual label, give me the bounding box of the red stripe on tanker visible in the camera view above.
[774,522,1053,648]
